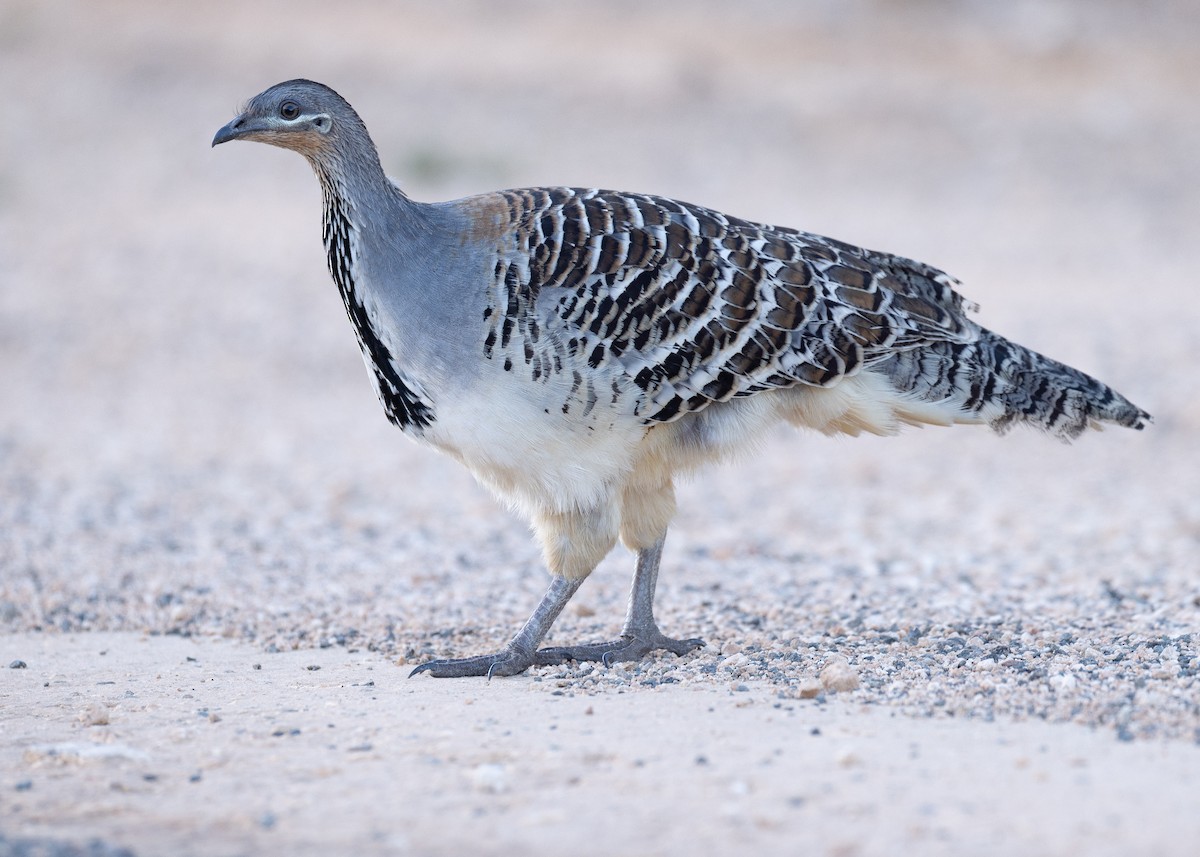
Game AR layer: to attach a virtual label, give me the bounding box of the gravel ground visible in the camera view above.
[1,1,1199,854]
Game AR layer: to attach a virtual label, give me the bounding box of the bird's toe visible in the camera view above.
[408,645,535,679]
[535,632,704,667]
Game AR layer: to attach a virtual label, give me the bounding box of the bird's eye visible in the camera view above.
[279,101,301,121]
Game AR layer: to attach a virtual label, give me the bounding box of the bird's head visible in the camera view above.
[212,79,364,159]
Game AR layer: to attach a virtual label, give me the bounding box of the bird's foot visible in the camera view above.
[408,643,536,679]
[535,630,705,667]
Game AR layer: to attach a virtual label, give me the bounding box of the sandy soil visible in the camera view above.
[2,1,1199,855]
[4,632,1199,857]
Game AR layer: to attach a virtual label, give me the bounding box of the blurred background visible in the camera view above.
[0,1,1196,669]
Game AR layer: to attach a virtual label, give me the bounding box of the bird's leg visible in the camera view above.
[409,575,584,678]
[535,535,705,667]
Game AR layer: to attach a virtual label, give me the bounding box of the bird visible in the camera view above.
[213,80,1150,679]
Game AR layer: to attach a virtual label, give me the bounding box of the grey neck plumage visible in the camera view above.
[313,155,436,432]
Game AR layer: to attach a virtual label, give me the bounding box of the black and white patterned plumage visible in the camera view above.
[477,187,1147,439]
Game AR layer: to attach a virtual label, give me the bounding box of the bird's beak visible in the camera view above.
[212,115,251,147]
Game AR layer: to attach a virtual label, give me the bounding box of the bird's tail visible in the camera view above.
[877,329,1151,441]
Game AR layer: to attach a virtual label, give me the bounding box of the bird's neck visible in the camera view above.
[312,157,436,432]
[312,152,430,284]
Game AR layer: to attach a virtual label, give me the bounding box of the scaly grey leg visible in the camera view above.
[410,575,584,678]
[535,535,705,667]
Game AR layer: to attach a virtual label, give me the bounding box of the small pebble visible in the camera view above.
[797,679,823,699]
[15,780,32,791]
[9,660,27,669]
[819,658,860,693]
